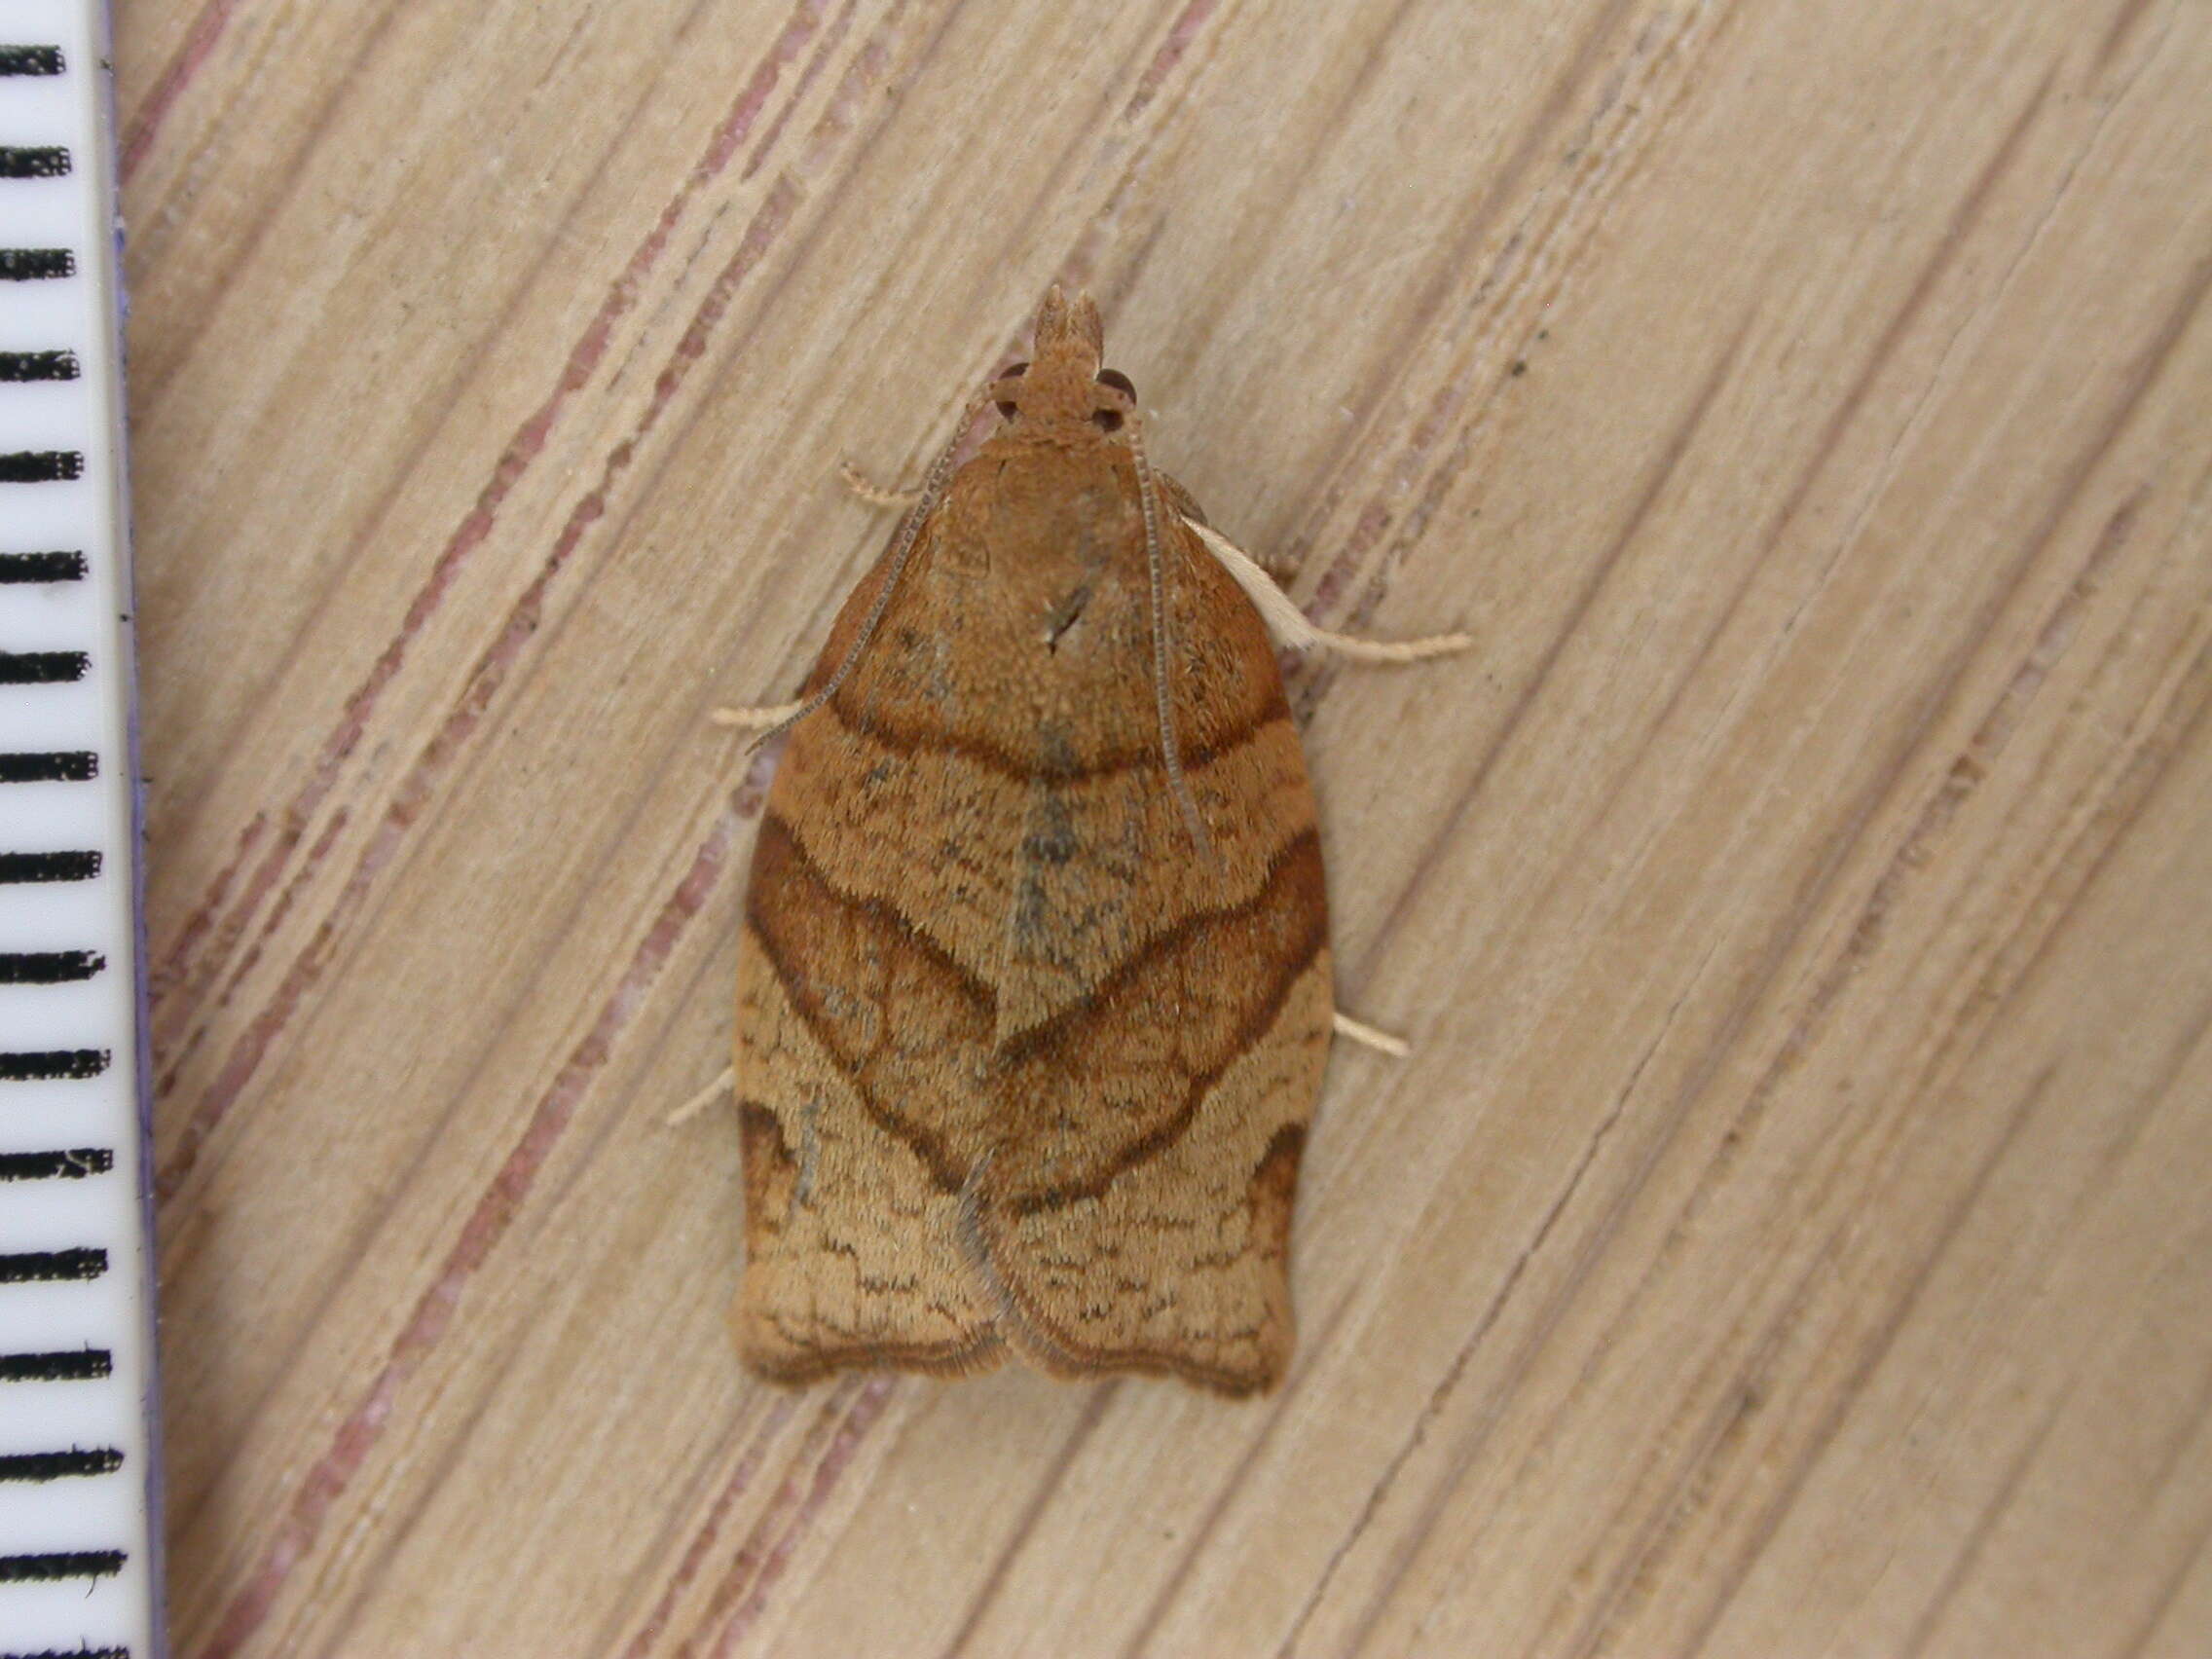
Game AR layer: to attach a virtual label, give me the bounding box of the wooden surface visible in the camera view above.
[121,0,2212,1654]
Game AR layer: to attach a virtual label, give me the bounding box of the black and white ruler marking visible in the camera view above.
[0,3,160,1657]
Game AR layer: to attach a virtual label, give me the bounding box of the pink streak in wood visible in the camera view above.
[154,174,803,1207]
[192,808,741,1659]
[120,0,245,181]
[618,1393,804,1659]
[1124,0,1224,120]
[149,0,829,1046]
[707,1378,900,1657]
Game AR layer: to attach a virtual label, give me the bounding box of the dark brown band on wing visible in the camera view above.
[822,677,1292,784]
[745,812,991,1192]
[746,812,1325,1207]
[999,830,1328,1215]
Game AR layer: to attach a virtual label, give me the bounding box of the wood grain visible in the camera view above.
[122,0,2212,1652]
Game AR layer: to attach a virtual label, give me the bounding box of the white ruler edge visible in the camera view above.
[0,1,161,1656]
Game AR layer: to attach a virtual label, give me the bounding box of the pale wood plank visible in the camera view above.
[121,0,2212,1653]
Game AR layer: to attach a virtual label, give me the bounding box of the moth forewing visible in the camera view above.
[730,289,1333,1393]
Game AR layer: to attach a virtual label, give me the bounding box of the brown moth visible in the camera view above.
[723,288,1456,1394]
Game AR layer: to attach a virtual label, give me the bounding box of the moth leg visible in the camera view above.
[709,700,805,730]
[1332,1010,1410,1057]
[837,459,923,510]
[666,1064,735,1127]
[1185,519,1475,663]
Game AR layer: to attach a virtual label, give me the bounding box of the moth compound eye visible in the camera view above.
[994,360,1029,421]
[1093,368,1135,432]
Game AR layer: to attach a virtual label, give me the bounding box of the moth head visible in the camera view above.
[991,286,1138,434]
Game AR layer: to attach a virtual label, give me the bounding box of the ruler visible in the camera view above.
[0,1,161,1655]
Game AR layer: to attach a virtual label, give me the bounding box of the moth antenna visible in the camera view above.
[954,1150,1081,1376]
[1126,416,1215,861]
[838,459,922,510]
[747,392,991,755]
[1186,520,1474,662]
